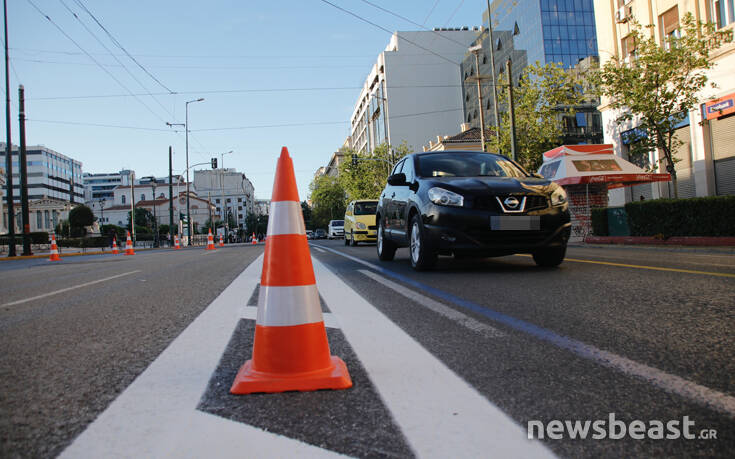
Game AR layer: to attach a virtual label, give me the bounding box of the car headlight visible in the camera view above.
[550,186,567,206]
[428,187,464,207]
[356,222,367,230]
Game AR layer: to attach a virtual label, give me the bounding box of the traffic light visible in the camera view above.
[211,158,217,169]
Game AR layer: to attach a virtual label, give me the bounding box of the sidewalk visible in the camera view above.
[578,236,735,254]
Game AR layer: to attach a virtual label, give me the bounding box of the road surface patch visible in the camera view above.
[1,270,141,309]
[314,244,735,418]
[358,269,505,339]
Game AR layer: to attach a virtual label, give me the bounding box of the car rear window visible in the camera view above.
[416,153,528,178]
[354,202,377,215]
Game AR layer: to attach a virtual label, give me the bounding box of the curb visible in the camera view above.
[0,247,158,262]
[584,236,735,247]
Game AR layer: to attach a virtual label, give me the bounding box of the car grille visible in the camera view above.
[473,194,548,213]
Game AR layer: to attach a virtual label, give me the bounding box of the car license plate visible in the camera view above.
[491,216,540,231]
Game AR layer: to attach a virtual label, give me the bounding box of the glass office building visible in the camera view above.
[486,0,598,69]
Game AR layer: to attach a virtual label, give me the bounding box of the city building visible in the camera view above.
[193,168,255,230]
[0,143,84,204]
[83,170,133,203]
[102,191,214,232]
[594,0,735,202]
[3,198,76,234]
[423,124,495,151]
[254,199,270,216]
[350,29,480,155]
[460,0,602,145]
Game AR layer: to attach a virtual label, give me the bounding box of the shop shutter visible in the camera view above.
[671,126,695,198]
[711,115,735,196]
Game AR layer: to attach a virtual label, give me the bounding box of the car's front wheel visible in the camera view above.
[409,215,437,270]
[532,245,567,267]
[377,220,396,261]
[344,232,349,246]
[350,231,358,246]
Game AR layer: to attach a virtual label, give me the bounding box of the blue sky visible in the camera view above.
[4,1,482,200]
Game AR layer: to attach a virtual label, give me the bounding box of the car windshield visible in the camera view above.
[332,221,344,226]
[416,153,528,178]
[354,202,377,215]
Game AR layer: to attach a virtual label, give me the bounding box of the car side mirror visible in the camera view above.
[387,173,407,186]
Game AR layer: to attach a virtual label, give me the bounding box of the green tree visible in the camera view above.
[127,208,154,230]
[487,62,584,172]
[593,14,732,197]
[338,142,410,200]
[301,201,313,230]
[68,205,94,237]
[309,175,347,229]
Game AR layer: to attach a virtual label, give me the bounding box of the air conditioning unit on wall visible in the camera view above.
[615,6,631,23]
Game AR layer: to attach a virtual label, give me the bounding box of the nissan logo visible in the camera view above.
[504,197,520,209]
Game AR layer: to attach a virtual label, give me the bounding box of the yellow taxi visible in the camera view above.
[343,200,378,246]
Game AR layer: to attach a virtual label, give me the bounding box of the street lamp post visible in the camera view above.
[184,98,204,245]
[469,44,487,152]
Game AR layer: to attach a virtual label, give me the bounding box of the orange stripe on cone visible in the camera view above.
[111,236,119,254]
[230,146,351,394]
[174,235,181,250]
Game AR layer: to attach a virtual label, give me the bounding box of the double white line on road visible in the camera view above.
[1,270,141,309]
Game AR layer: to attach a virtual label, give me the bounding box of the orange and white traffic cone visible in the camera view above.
[174,234,181,250]
[206,228,216,250]
[230,146,352,394]
[124,231,135,255]
[49,234,61,261]
[219,234,224,247]
[251,232,257,245]
[111,236,119,255]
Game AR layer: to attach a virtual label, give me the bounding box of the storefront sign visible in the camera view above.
[703,93,735,120]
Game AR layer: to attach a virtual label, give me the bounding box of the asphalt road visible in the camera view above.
[0,241,733,457]
[0,245,263,458]
[308,240,735,458]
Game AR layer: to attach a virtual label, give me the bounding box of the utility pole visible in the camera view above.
[168,146,174,246]
[18,85,31,255]
[486,0,501,147]
[4,0,15,257]
[184,98,204,245]
[506,58,518,162]
[469,45,487,152]
[130,171,135,245]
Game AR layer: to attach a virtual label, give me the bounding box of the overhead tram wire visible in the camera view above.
[72,0,174,94]
[25,0,169,125]
[317,0,461,67]
[57,0,176,121]
[422,0,441,26]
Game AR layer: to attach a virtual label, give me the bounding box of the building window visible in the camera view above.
[659,6,680,47]
[238,198,242,202]
[122,195,126,204]
[36,210,42,229]
[216,199,220,204]
[140,194,145,201]
[226,198,231,203]
[53,211,58,227]
[621,34,636,62]
[482,54,487,64]
[710,0,735,28]
[44,210,50,229]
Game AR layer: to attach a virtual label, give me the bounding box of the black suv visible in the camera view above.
[376,151,571,270]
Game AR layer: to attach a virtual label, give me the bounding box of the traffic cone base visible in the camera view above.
[231,355,351,394]
[111,238,119,255]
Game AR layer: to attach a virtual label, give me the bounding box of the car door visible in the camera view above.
[382,159,404,234]
[392,156,415,242]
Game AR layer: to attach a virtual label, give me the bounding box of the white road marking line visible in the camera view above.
[315,244,735,418]
[240,305,341,329]
[61,255,342,458]
[313,258,553,458]
[310,245,326,253]
[358,269,505,339]
[1,271,141,308]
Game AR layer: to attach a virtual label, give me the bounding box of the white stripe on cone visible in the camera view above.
[266,201,306,236]
[256,284,323,326]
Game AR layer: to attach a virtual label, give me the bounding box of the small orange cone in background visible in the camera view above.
[206,228,216,250]
[251,232,257,245]
[174,234,181,250]
[111,236,119,255]
[219,234,224,247]
[124,231,135,255]
[230,146,352,394]
[49,234,61,261]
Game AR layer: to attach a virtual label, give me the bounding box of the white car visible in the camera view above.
[327,220,344,239]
